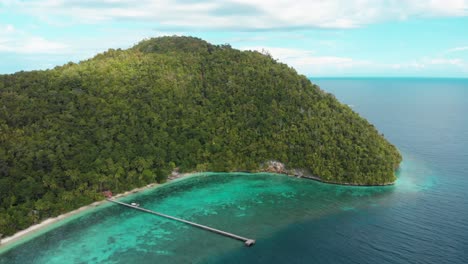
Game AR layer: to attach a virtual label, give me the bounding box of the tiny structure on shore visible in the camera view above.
[0,174,190,248]
[168,168,184,181]
[262,160,395,186]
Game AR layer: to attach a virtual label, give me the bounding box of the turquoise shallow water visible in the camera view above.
[1,78,467,263]
[0,172,397,263]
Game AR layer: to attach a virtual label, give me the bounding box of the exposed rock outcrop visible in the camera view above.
[262,161,287,174]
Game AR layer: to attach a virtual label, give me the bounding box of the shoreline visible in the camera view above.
[259,161,396,187]
[293,174,395,186]
[0,172,194,250]
[0,169,394,251]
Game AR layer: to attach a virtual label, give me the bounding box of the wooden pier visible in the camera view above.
[106,199,256,247]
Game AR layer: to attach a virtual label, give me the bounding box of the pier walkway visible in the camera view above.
[106,199,256,247]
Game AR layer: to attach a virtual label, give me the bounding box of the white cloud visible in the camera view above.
[446,46,468,53]
[0,36,68,54]
[428,58,464,66]
[242,46,468,76]
[390,62,425,70]
[4,0,468,29]
[21,37,68,54]
[242,46,372,75]
[390,57,467,73]
[0,24,68,54]
[0,24,15,34]
[422,0,468,16]
[4,24,15,33]
[1,1,467,75]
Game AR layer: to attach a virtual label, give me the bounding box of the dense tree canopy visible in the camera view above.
[0,36,401,236]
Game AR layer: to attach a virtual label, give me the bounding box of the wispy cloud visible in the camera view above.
[3,24,15,33]
[242,46,372,75]
[428,58,465,67]
[446,46,468,53]
[4,0,468,30]
[0,37,68,54]
[392,58,467,70]
[0,24,68,54]
[1,1,467,76]
[243,46,468,76]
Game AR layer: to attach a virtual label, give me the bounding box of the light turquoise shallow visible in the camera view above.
[0,169,415,264]
[1,78,467,263]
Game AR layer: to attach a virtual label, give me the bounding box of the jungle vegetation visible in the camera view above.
[0,36,401,236]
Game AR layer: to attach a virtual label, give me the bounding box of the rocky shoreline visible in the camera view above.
[261,160,395,186]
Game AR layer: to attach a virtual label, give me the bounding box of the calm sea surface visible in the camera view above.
[1,78,467,263]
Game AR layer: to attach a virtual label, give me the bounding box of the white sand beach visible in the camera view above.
[0,173,194,249]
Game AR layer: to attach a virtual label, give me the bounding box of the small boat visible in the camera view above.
[130,202,140,207]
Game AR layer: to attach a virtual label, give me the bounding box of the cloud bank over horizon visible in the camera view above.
[1,0,467,76]
[4,0,467,29]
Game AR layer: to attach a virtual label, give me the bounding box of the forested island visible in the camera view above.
[0,36,401,236]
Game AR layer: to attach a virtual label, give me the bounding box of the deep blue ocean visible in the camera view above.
[308,78,468,263]
[209,78,468,264]
[1,78,467,263]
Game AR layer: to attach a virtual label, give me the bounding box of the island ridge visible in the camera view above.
[0,36,401,237]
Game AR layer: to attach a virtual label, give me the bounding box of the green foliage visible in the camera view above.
[0,36,401,236]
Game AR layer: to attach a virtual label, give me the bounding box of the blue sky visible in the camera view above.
[1,0,467,77]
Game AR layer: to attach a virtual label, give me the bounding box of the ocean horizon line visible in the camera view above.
[310,76,468,80]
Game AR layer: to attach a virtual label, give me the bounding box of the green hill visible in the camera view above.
[0,36,401,236]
